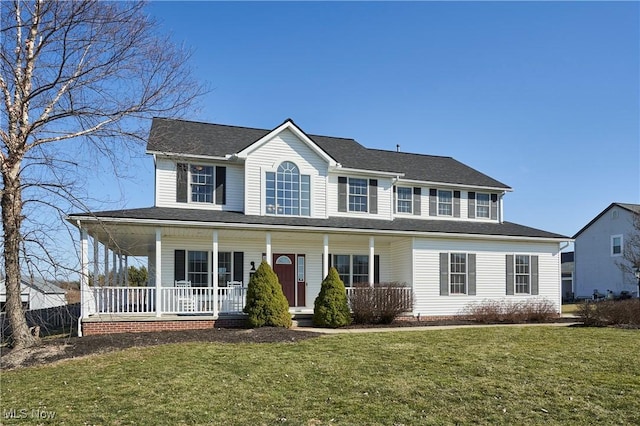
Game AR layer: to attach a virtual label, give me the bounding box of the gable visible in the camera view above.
[573,203,640,239]
[236,120,337,167]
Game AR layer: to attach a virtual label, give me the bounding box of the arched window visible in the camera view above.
[266,161,310,216]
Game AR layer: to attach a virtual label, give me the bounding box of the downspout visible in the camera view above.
[499,192,505,223]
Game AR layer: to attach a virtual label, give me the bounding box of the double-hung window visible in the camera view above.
[397,187,412,213]
[265,161,310,216]
[188,251,209,287]
[476,193,490,218]
[330,254,378,286]
[450,253,467,294]
[191,165,214,203]
[515,255,530,294]
[611,235,623,256]
[438,190,453,216]
[348,178,368,212]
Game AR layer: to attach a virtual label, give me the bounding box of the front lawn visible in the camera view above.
[2,327,639,425]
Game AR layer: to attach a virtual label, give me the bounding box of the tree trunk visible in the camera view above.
[1,157,39,349]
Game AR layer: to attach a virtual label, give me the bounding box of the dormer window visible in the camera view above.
[265,161,310,216]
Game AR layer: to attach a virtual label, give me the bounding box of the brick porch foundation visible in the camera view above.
[82,316,247,336]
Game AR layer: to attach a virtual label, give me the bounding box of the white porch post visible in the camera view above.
[124,256,129,285]
[118,254,124,286]
[79,227,89,337]
[93,237,99,286]
[212,230,219,317]
[112,251,117,285]
[369,236,375,287]
[104,245,109,285]
[266,232,272,267]
[155,228,162,317]
[323,234,329,278]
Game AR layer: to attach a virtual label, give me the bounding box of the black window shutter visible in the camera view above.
[233,251,244,283]
[174,250,186,282]
[468,192,476,219]
[176,163,188,203]
[369,179,378,214]
[491,194,498,220]
[374,255,380,284]
[429,189,437,216]
[468,253,476,295]
[453,191,461,217]
[338,177,347,212]
[439,253,449,296]
[531,255,539,295]
[216,166,226,205]
[413,187,421,215]
[506,255,514,295]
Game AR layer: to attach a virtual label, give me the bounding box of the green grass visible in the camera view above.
[562,303,581,314]
[2,327,639,425]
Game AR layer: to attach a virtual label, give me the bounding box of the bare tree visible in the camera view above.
[621,210,640,293]
[1,1,205,349]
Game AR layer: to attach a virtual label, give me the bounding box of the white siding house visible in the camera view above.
[573,203,640,299]
[69,117,569,336]
[0,278,67,311]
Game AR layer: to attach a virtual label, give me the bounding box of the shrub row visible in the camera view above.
[577,299,640,327]
[461,298,558,323]
[348,282,414,325]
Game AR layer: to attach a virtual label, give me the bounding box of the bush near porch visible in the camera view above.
[349,282,414,324]
[313,267,352,328]
[243,261,292,328]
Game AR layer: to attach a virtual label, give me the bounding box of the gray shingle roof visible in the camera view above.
[148,117,511,189]
[70,207,567,240]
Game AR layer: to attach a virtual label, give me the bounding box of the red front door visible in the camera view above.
[273,254,295,307]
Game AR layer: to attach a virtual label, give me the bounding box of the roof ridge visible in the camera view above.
[366,147,453,159]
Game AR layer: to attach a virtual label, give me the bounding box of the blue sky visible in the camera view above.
[111,1,639,240]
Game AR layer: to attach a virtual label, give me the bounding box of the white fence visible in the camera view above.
[92,286,247,315]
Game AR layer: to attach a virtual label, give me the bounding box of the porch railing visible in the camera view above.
[91,286,248,315]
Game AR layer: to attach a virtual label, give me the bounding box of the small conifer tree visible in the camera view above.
[244,261,292,328]
[313,267,352,327]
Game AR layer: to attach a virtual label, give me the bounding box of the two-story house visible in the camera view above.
[573,203,640,299]
[69,118,569,336]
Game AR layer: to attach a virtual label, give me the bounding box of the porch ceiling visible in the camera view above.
[81,222,401,256]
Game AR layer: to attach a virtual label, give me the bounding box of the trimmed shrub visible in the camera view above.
[349,282,414,324]
[313,267,352,328]
[461,298,558,323]
[243,261,292,328]
[577,299,640,327]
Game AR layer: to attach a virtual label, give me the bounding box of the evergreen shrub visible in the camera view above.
[313,267,352,327]
[243,261,292,328]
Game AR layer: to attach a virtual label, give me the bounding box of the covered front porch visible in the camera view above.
[75,219,411,335]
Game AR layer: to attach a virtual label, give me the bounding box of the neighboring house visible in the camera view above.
[0,278,67,311]
[561,251,574,302]
[573,203,640,299]
[68,118,569,335]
